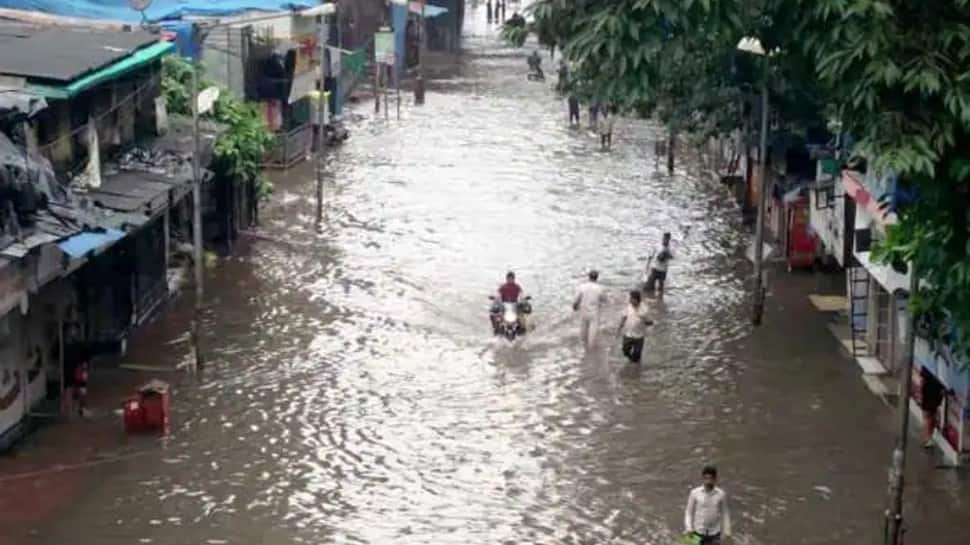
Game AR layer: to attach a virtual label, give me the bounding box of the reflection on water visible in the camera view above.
[4,7,969,545]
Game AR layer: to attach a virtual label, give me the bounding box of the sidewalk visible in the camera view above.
[807,288,902,406]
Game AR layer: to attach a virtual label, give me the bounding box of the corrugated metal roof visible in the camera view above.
[0,23,159,83]
[84,170,190,216]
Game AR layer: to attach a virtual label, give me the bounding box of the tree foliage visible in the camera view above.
[802,0,970,358]
[161,56,274,196]
[509,0,970,361]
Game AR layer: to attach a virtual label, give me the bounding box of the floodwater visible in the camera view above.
[3,5,969,545]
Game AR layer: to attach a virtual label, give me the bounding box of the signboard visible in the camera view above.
[374,30,395,66]
[197,87,221,115]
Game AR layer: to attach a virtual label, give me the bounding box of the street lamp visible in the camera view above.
[737,36,769,326]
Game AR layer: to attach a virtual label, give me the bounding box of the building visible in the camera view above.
[808,155,855,269]
[0,21,220,449]
[831,160,968,464]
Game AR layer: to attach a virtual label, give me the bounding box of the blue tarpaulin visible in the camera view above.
[0,1,313,23]
[58,228,125,258]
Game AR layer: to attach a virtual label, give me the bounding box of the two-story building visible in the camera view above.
[807,149,970,465]
[0,21,221,449]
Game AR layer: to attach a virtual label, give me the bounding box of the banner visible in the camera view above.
[344,48,367,76]
[374,30,395,66]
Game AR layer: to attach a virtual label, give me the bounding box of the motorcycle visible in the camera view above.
[527,68,545,82]
[488,295,533,341]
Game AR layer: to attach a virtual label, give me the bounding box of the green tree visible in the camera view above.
[802,0,970,360]
[161,56,274,196]
[522,0,748,172]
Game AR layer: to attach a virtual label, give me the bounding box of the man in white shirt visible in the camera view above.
[616,290,653,364]
[684,465,731,545]
[573,270,607,350]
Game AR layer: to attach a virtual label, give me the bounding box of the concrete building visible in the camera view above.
[0,22,216,449]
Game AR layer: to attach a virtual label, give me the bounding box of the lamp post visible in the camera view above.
[737,36,769,326]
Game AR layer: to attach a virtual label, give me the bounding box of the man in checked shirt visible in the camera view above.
[684,465,732,544]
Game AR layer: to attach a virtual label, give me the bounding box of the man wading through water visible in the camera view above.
[684,465,732,545]
[645,231,673,294]
[573,270,607,350]
[616,290,653,364]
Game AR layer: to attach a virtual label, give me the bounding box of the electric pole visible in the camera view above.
[190,55,204,367]
[886,271,920,545]
[751,78,769,326]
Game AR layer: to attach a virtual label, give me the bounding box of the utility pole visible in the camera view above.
[414,0,426,105]
[190,56,204,367]
[751,77,769,326]
[315,13,326,227]
[886,271,920,545]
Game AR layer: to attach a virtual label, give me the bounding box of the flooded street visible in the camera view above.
[3,8,970,545]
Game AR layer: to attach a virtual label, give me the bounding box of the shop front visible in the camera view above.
[912,336,970,465]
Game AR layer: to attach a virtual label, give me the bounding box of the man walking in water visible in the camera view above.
[684,465,732,545]
[600,105,616,151]
[568,94,580,126]
[573,270,607,350]
[645,231,673,294]
[617,290,653,364]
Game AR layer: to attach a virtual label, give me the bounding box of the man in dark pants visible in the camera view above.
[645,231,673,293]
[568,94,580,126]
[684,465,732,545]
[617,290,652,364]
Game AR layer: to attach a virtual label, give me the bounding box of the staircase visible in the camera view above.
[848,265,870,357]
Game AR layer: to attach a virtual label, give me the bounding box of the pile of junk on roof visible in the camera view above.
[0,92,66,250]
[0,90,201,253]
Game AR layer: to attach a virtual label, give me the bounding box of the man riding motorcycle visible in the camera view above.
[490,271,530,335]
[527,50,544,80]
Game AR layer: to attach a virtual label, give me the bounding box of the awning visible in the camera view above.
[410,2,448,18]
[29,41,176,100]
[58,228,125,258]
[842,169,897,232]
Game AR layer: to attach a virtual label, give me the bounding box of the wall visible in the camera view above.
[852,205,910,294]
[37,63,162,178]
[809,165,850,266]
[202,26,249,99]
[0,308,27,449]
